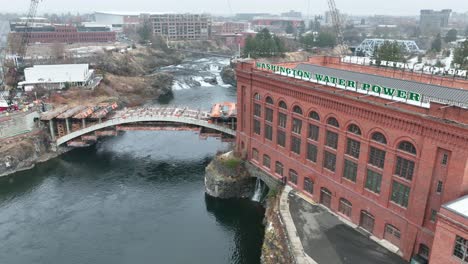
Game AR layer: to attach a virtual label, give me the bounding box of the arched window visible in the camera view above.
[320,187,332,208]
[339,198,352,217]
[309,111,320,121]
[289,169,298,184]
[265,96,274,104]
[347,124,362,135]
[275,161,284,176]
[252,148,259,161]
[254,93,261,100]
[398,141,417,155]
[279,101,287,110]
[292,105,303,115]
[327,117,340,128]
[371,132,387,144]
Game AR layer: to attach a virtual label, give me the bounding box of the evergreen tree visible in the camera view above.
[372,41,404,63]
[453,40,468,70]
[242,28,285,58]
[431,34,442,52]
[285,23,295,34]
[444,29,458,43]
[137,19,153,44]
[315,31,336,47]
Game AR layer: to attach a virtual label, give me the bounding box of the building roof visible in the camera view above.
[295,63,468,108]
[20,64,93,85]
[443,195,468,219]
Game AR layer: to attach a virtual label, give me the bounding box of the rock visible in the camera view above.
[150,72,174,96]
[204,77,218,85]
[220,66,237,86]
[205,152,255,199]
[184,77,201,87]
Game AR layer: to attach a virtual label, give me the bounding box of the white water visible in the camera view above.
[251,178,265,203]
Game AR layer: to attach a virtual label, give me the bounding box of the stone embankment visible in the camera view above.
[205,151,255,199]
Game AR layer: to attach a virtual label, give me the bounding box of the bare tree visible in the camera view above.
[50,42,66,62]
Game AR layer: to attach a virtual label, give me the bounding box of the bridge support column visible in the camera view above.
[65,118,71,134]
[82,119,86,129]
[99,118,102,124]
[49,120,56,140]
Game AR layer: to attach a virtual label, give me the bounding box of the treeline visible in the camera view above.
[243,29,285,58]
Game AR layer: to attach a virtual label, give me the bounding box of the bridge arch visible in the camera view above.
[56,113,236,146]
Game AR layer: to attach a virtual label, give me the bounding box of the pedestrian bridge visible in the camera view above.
[42,106,236,147]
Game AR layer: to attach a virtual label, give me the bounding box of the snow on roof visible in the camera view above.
[95,11,177,16]
[21,64,92,85]
[444,195,468,218]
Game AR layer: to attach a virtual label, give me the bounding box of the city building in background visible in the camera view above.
[419,9,452,35]
[149,13,211,41]
[93,11,141,31]
[9,17,116,44]
[236,56,468,263]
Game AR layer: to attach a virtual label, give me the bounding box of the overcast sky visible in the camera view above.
[1,0,467,16]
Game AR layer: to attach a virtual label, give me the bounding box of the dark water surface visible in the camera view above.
[0,58,265,264]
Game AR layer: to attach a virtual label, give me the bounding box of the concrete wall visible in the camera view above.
[0,111,40,139]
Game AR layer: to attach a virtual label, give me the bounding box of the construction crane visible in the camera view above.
[17,0,42,62]
[327,0,347,56]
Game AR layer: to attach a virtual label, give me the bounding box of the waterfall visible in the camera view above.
[251,178,265,202]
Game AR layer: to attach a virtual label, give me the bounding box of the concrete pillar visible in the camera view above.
[99,118,102,124]
[65,118,71,134]
[49,119,56,140]
[82,119,86,129]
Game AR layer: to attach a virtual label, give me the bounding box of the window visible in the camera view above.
[277,130,286,147]
[292,106,303,115]
[365,169,382,194]
[391,181,410,207]
[304,178,313,194]
[266,96,274,105]
[418,244,430,260]
[385,224,401,240]
[265,107,273,122]
[442,153,449,165]
[279,101,287,109]
[263,155,271,169]
[360,211,375,233]
[453,236,468,262]
[278,113,287,128]
[265,124,273,141]
[292,118,302,134]
[346,138,361,158]
[347,124,362,135]
[326,131,339,149]
[368,147,386,169]
[307,143,318,162]
[323,151,336,172]
[430,209,437,222]
[327,117,340,128]
[436,181,443,194]
[254,103,261,117]
[339,198,352,217]
[308,124,319,141]
[320,188,332,208]
[395,157,415,181]
[253,119,261,135]
[254,93,261,100]
[343,160,358,182]
[252,148,259,161]
[371,132,387,144]
[398,141,416,155]
[291,136,301,155]
[289,169,298,184]
[309,111,320,121]
[275,161,284,176]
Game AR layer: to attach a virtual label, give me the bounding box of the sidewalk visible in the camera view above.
[279,187,407,264]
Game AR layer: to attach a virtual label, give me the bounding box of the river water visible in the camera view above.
[0,57,265,264]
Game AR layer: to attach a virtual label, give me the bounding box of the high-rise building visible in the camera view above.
[149,14,211,41]
[419,9,452,35]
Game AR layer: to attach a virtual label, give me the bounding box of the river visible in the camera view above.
[0,57,265,264]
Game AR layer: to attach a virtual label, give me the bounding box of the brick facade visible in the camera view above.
[235,57,468,262]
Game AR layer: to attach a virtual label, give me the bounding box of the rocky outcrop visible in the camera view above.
[220,66,237,87]
[0,132,67,177]
[204,77,218,85]
[205,151,255,199]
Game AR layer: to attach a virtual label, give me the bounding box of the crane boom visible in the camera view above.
[327,0,345,56]
[18,0,42,58]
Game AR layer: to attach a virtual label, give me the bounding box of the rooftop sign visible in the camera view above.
[255,62,422,104]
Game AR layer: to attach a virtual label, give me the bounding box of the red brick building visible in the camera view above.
[431,196,468,264]
[9,25,116,44]
[235,56,468,263]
